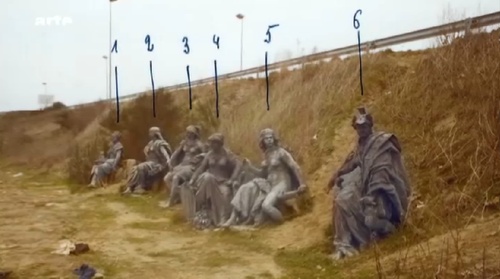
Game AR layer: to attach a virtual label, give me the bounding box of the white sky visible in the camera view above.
[0,0,499,111]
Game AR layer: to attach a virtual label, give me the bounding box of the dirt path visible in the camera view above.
[0,169,281,279]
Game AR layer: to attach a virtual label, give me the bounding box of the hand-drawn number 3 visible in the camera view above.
[182,36,190,54]
[353,9,362,29]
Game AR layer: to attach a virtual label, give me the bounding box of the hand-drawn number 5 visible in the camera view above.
[182,36,190,54]
[353,9,362,29]
[264,24,280,44]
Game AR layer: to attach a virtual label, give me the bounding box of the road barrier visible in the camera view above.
[70,11,500,108]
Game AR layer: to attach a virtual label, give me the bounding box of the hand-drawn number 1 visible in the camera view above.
[353,9,362,29]
[182,37,190,54]
[212,35,220,49]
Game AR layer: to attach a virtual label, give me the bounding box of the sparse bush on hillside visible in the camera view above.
[99,90,188,161]
[55,103,108,134]
[51,101,66,109]
[67,134,108,184]
[375,31,500,228]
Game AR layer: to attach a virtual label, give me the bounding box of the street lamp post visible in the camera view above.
[42,82,47,95]
[236,13,244,71]
[102,55,108,100]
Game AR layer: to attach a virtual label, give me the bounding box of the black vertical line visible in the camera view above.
[357,30,364,96]
[214,60,219,118]
[186,65,192,110]
[265,51,270,110]
[114,66,120,123]
[149,60,156,117]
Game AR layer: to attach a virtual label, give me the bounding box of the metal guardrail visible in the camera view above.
[71,11,500,108]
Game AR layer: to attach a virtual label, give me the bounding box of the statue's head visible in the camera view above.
[351,107,374,139]
[149,126,162,140]
[186,125,201,140]
[207,133,224,152]
[111,131,121,142]
[259,128,279,151]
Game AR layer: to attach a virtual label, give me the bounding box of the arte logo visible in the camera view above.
[34,16,73,26]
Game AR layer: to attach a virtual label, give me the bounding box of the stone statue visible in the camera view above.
[222,128,307,227]
[186,133,242,228]
[159,125,206,208]
[88,131,123,188]
[122,127,172,195]
[327,107,411,260]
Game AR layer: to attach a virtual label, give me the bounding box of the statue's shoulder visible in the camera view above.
[115,142,124,149]
[278,146,293,157]
[375,131,402,151]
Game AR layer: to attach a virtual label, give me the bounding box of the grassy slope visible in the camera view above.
[1,30,500,278]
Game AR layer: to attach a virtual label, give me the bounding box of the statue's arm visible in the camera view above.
[228,153,243,182]
[190,153,209,184]
[201,142,209,153]
[143,142,150,158]
[170,141,184,165]
[281,149,305,186]
[159,145,171,165]
[111,149,122,170]
[244,159,265,178]
[328,151,358,189]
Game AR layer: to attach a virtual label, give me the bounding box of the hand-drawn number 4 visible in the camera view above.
[213,35,220,49]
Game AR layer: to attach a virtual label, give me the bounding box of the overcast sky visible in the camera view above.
[0,0,499,111]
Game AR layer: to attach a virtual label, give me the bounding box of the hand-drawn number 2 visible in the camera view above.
[182,36,190,54]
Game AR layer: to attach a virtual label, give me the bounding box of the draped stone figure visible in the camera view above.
[88,131,123,188]
[222,128,307,227]
[122,127,172,195]
[184,133,242,228]
[327,107,412,260]
[159,125,206,208]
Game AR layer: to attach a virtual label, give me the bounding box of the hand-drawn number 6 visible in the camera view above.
[353,9,362,29]
[182,36,190,54]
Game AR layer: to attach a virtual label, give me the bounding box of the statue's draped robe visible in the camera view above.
[229,147,301,224]
[126,139,172,191]
[333,132,411,255]
[90,141,123,182]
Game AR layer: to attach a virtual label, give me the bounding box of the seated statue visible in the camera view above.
[222,128,307,228]
[185,133,242,229]
[159,125,206,208]
[88,131,123,188]
[122,127,172,195]
[327,107,412,260]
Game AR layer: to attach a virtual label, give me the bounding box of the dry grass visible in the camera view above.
[0,15,499,279]
[90,24,499,268]
[66,133,108,184]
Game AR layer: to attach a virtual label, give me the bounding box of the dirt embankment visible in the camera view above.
[0,30,500,278]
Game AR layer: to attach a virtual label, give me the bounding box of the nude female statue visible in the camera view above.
[122,127,172,195]
[186,133,242,227]
[222,128,307,227]
[88,131,123,188]
[159,125,206,208]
